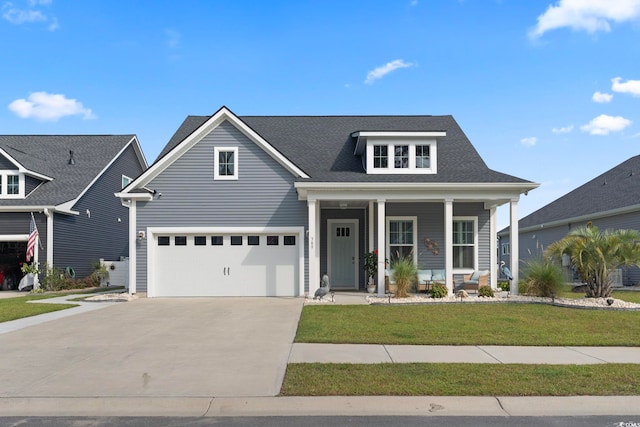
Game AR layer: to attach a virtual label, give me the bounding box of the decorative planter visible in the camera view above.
[367,278,376,293]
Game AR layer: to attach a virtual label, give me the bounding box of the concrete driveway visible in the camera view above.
[0,297,303,398]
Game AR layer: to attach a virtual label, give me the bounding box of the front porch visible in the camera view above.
[298,184,525,299]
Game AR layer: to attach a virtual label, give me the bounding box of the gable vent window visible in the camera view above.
[214,147,238,180]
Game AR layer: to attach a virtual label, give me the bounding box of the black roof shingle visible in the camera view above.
[157,113,532,184]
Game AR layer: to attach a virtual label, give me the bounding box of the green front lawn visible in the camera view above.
[281,363,640,396]
[0,294,77,322]
[296,304,640,346]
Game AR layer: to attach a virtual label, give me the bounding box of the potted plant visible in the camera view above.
[363,250,378,293]
[20,262,39,276]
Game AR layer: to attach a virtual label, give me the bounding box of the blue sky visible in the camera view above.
[2,0,640,230]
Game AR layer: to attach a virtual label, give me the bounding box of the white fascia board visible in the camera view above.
[129,135,149,170]
[124,107,308,196]
[0,147,53,181]
[510,203,640,236]
[114,191,153,201]
[352,131,447,155]
[296,181,540,201]
[0,206,54,213]
[66,137,141,209]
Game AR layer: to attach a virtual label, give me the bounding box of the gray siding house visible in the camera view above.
[118,106,537,298]
[498,155,640,286]
[0,135,147,289]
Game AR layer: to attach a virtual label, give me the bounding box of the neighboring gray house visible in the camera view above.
[0,135,147,289]
[498,155,640,286]
[117,106,538,298]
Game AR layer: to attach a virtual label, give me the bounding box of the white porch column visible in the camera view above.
[376,199,386,297]
[128,200,137,295]
[444,199,454,295]
[510,198,519,295]
[44,208,53,267]
[307,199,320,298]
[368,201,374,253]
[490,205,497,289]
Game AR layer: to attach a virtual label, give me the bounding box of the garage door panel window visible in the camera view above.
[194,236,206,246]
[267,236,279,246]
[284,235,295,245]
[231,236,242,245]
[211,236,223,246]
[158,236,170,246]
[248,236,260,245]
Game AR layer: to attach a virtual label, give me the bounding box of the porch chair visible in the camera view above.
[416,269,432,293]
[462,270,490,293]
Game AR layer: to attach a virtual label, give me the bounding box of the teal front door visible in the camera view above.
[328,219,358,289]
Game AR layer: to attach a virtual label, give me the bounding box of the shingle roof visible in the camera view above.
[513,155,640,230]
[0,135,136,207]
[157,114,532,184]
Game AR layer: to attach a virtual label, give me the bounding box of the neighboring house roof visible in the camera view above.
[156,110,532,184]
[0,135,146,210]
[500,155,640,234]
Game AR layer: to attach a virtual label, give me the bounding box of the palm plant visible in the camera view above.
[545,224,640,298]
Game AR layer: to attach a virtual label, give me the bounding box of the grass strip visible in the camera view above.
[296,304,640,346]
[0,295,77,323]
[281,363,640,396]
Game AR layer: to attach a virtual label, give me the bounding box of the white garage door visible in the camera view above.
[151,231,300,297]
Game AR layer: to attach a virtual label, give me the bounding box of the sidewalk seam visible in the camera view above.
[565,346,609,363]
[382,344,395,363]
[495,396,511,416]
[476,346,504,364]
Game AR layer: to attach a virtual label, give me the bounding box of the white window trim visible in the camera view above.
[0,171,24,199]
[214,146,239,180]
[386,216,418,265]
[501,242,510,256]
[366,140,437,174]
[452,216,478,272]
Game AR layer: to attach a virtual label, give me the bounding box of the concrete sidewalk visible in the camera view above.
[289,343,640,364]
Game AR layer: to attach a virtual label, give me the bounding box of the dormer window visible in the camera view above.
[373,145,388,169]
[416,145,430,168]
[0,171,24,198]
[353,131,444,175]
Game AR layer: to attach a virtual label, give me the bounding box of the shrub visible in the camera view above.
[522,257,565,297]
[391,256,417,298]
[497,281,510,292]
[430,283,448,298]
[478,286,494,298]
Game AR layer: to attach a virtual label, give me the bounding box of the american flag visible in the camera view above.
[26,216,38,262]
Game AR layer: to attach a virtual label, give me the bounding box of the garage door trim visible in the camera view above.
[146,226,305,297]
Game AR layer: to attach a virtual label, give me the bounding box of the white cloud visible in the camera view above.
[592,91,613,103]
[520,136,538,146]
[2,0,58,30]
[611,76,640,96]
[580,114,631,135]
[529,0,640,39]
[552,124,574,133]
[165,28,180,49]
[364,59,413,84]
[8,92,96,121]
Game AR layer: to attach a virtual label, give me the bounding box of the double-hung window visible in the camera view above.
[214,147,238,180]
[394,145,409,169]
[0,172,23,198]
[387,217,417,264]
[416,145,430,168]
[373,145,388,169]
[452,217,477,269]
